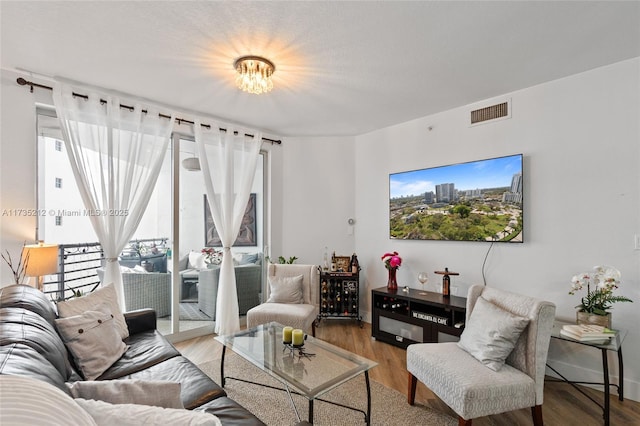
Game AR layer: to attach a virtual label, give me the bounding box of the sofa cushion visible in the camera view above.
[0,375,98,426]
[122,356,226,410]
[97,330,180,380]
[0,343,70,394]
[141,252,168,273]
[178,254,190,271]
[75,398,221,426]
[55,303,128,380]
[196,396,266,426]
[57,283,129,339]
[247,302,317,334]
[234,252,260,265]
[458,296,530,372]
[181,268,200,279]
[67,379,183,408]
[0,284,58,326]
[0,307,72,379]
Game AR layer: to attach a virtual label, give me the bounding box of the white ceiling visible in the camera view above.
[2,1,639,138]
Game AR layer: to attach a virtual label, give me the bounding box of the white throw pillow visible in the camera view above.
[55,303,128,380]
[232,252,244,265]
[67,380,183,408]
[266,275,304,304]
[0,375,98,426]
[75,398,221,426]
[188,251,206,269]
[457,296,529,371]
[57,283,129,339]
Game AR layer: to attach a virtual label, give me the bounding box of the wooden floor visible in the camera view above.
[175,321,640,426]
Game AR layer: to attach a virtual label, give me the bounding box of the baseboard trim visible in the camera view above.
[546,358,640,402]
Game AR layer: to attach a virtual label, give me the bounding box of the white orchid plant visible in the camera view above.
[569,265,633,315]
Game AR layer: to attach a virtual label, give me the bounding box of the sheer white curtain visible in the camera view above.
[53,82,175,308]
[195,122,261,334]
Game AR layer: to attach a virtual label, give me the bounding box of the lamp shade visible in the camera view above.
[23,242,58,277]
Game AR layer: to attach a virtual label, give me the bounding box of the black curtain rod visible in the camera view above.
[16,77,282,145]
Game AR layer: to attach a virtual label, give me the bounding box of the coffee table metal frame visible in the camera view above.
[215,322,377,424]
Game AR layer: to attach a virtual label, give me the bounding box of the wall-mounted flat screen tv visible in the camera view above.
[389,154,523,242]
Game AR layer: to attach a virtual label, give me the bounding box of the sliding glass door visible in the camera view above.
[172,136,265,337]
[36,112,266,339]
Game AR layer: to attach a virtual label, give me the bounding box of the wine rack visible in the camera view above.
[318,271,362,326]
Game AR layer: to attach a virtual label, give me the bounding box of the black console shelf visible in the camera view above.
[371,287,467,349]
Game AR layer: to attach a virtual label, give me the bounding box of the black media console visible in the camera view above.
[371,286,467,349]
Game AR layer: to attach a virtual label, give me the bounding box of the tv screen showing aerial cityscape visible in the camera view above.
[389,154,523,243]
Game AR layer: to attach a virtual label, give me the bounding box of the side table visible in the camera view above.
[547,320,626,426]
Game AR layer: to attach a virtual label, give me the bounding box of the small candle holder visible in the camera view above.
[282,342,316,359]
[284,342,305,350]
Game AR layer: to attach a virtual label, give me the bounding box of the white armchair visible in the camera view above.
[407,285,556,425]
[246,263,319,336]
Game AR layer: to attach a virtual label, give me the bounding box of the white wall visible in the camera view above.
[352,58,640,400]
[272,136,356,264]
[0,70,43,282]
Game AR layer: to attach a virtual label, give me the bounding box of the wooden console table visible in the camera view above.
[547,320,627,426]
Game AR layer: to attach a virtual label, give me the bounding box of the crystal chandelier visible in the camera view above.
[233,55,275,94]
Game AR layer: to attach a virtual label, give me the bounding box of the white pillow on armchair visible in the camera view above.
[188,251,206,270]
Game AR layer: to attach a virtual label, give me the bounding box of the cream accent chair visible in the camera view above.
[246,263,319,336]
[407,285,556,426]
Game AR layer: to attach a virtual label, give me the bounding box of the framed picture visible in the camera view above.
[335,256,351,272]
[204,193,257,247]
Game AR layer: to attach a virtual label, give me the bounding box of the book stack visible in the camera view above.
[560,324,615,344]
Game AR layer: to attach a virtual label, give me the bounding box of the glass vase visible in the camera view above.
[576,311,612,329]
[387,267,398,292]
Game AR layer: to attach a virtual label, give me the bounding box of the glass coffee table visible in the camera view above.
[215,322,378,424]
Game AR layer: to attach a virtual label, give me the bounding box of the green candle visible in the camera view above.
[283,326,293,344]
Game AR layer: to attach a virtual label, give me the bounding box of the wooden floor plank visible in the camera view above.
[174,320,640,425]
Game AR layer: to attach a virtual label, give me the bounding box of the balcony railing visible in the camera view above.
[43,237,168,301]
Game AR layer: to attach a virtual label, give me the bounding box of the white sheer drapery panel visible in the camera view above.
[195,122,262,335]
[53,83,175,309]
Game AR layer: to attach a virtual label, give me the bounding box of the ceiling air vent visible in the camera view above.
[470,101,510,125]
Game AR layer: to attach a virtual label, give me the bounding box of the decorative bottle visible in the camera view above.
[442,267,450,296]
[351,253,359,273]
[323,247,329,271]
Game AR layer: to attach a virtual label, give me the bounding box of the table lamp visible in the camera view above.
[23,241,58,291]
